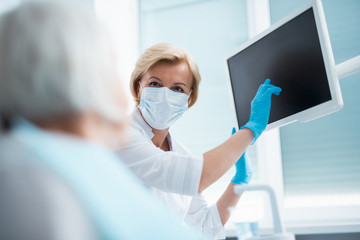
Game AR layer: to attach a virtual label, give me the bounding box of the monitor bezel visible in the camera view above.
[225,0,343,132]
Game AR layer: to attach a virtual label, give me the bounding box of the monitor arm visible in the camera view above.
[336,55,360,79]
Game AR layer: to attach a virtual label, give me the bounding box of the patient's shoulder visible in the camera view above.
[0,135,96,240]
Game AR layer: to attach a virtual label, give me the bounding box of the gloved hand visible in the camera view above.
[241,79,281,144]
[231,127,253,185]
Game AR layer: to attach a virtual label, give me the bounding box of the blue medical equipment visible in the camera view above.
[240,79,281,144]
[231,127,253,184]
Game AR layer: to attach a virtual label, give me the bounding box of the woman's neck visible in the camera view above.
[139,109,170,151]
[151,128,170,151]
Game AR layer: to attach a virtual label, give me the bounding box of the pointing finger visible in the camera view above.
[265,85,282,96]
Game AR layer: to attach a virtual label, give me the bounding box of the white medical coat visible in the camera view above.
[117,109,225,239]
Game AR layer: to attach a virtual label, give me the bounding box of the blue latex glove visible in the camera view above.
[241,79,281,144]
[231,127,253,185]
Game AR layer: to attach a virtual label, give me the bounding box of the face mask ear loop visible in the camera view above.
[186,89,192,106]
[188,89,193,97]
[137,80,144,106]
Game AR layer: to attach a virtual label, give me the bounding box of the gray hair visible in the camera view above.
[0,1,125,123]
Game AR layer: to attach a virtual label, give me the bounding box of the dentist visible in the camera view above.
[117,43,281,239]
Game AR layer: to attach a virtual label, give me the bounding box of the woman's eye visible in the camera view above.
[173,87,184,93]
[149,82,160,87]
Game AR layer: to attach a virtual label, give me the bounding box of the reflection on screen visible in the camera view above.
[227,8,331,128]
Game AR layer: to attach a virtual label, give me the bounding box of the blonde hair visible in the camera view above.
[130,43,201,108]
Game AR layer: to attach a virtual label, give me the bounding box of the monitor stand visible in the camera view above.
[336,55,360,79]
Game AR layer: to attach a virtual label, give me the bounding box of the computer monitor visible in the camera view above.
[226,0,343,132]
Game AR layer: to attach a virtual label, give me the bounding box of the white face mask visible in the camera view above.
[139,87,189,130]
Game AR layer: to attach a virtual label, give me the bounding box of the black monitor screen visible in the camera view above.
[227,8,332,129]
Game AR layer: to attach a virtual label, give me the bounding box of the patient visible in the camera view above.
[0,2,206,240]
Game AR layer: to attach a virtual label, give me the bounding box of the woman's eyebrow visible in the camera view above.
[148,76,162,81]
[173,82,189,87]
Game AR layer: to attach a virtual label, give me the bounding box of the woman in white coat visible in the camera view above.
[117,43,281,239]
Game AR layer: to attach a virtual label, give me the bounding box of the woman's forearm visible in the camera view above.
[199,128,253,192]
[216,183,242,225]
